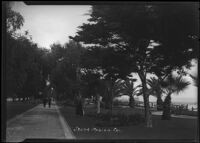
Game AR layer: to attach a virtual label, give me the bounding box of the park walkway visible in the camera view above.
[6,102,75,142]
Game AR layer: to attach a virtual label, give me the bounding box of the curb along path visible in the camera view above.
[55,104,76,139]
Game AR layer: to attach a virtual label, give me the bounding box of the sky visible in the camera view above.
[12,2,91,49]
[11,2,198,103]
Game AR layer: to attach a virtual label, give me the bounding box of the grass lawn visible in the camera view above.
[172,110,198,116]
[6,101,39,121]
[59,104,198,140]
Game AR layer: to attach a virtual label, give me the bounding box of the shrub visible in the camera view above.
[113,100,120,106]
[62,99,75,107]
[95,112,145,127]
[171,105,191,115]
[113,100,129,107]
[171,108,197,116]
[115,113,129,125]
[100,111,112,121]
[128,113,145,125]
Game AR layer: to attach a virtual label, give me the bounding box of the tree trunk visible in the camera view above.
[139,72,152,128]
[157,94,163,111]
[110,79,115,116]
[105,79,114,116]
[143,93,152,128]
[96,93,101,114]
[129,95,135,108]
[162,93,171,120]
[104,88,110,109]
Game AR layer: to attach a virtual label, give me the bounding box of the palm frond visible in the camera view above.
[113,78,139,97]
[136,89,143,96]
[174,76,190,94]
[147,77,163,97]
[162,75,190,94]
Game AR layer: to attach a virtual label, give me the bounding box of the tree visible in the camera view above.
[81,70,101,97]
[115,78,139,108]
[6,35,48,101]
[49,43,68,99]
[6,2,24,37]
[161,75,190,120]
[70,3,198,127]
[50,41,86,101]
[147,77,164,110]
[5,4,50,101]
[72,32,133,113]
[6,2,25,100]
[108,79,126,110]
[7,34,47,101]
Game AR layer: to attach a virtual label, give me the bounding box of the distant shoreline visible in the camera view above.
[135,100,197,105]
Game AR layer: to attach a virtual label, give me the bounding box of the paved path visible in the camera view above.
[6,102,75,142]
[152,111,198,119]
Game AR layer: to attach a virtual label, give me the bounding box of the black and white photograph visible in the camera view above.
[2,1,199,142]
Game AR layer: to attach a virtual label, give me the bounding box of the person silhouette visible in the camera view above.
[48,97,51,108]
[43,97,46,108]
[75,94,84,116]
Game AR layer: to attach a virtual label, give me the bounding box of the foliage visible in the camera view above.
[6,2,24,37]
[80,70,101,98]
[6,33,46,100]
[161,75,190,120]
[5,5,49,100]
[49,41,86,100]
[114,78,140,108]
[111,79,125,97]
[95,112,145,127]
[72,4,198,77]
[71,3,198,127]
[147,77,164,110]
[171,109,197,116]
[161,75,190,95]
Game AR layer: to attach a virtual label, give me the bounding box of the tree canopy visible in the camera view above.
[6,3,49,100]
[71,4,198,78]
[70,3,198,127]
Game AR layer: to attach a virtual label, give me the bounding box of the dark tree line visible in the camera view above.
[6,3,49,101]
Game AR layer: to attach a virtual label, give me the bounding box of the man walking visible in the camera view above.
[43,97,46,108]
[75,94,84,116]
[48,97,51,108]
